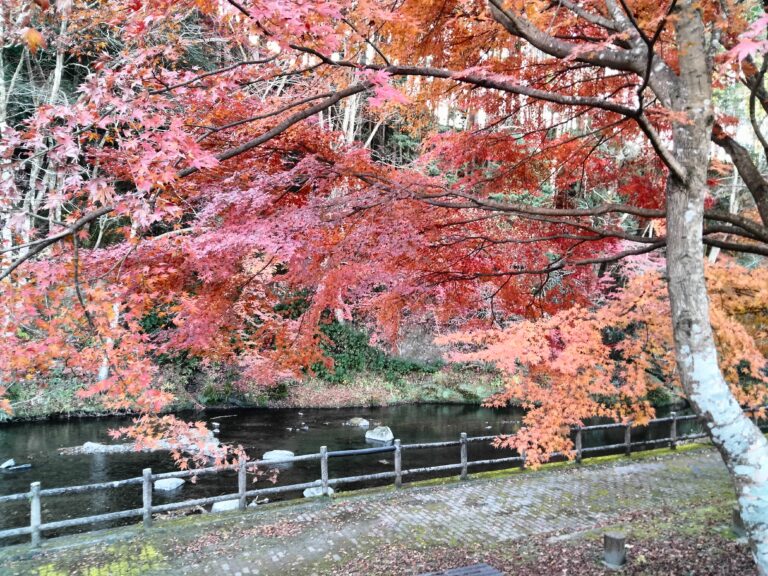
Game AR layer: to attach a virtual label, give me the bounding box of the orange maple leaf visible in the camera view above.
[23,28,46,54]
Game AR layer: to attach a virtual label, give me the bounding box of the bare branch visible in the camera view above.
[1,206,113,282]
[551,0,618,30]
[148,57,277,96]
[486,0,642,74]
[712,124,768,227]
[178,82,370,177]
[749,57,768,160]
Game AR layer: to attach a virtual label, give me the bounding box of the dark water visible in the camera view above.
[0,403,695,543]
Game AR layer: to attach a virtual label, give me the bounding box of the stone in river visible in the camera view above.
[248,498,269,508]
[154,478,185,491]
[365,426,394,443]
[346,417,370,428]
[211,499,240,513]
[262,450,295,461]
[261,449,295,468]
[303,486,334,498]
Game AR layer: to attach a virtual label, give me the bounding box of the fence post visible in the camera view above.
[30,482,41,548]
[575,427,583,464]
[320,446,329,496]
[394,440,402,488]
[460,432,468,480]
[670,412,678,450]
[624,423,632,457]
[238,456,247,510]
[142,468,153,529]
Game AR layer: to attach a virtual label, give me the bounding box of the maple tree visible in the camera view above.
[445,260,768,465]
[1,0,768,569]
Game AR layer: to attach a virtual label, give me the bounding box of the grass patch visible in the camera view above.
[335,440,716,497]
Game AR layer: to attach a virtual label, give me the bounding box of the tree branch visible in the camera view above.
[1,206,113,282]
[486,0,643,74]
[712,124,768,227]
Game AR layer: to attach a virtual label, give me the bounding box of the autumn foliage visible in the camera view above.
[442,260,768,465]
[0,0,766,463]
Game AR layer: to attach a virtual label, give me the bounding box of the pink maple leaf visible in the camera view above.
[360,70,410,108]
[729,37,767,61]
[728,13,768,61]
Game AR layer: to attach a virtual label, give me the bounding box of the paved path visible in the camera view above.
[2,447,735,576]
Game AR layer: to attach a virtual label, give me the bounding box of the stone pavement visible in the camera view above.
[2,447,735,576]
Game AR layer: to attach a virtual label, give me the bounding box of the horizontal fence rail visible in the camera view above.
[1,406,765,547]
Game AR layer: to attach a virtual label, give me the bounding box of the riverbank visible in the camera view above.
[3,369,506,422]
[0,447,750,575]
[4,362,687,423]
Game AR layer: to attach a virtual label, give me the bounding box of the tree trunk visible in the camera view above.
[669,3,768,572]
[667,178,768,575]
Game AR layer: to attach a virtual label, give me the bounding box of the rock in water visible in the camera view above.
[154,478,185,491]
[211,499,240,513]
[261,450,294,462]
[346,417,370,428]
[59,442,137,455]
[303,486,334,498]
[59,433,222,459]
[82,442,135,454]
[0,459,15,469]
[365,426,394,443]
[248,498,269,508]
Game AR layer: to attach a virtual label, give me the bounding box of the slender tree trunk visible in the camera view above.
[707,169,740,264]
[669,3,768,572]
[364,117,385,148]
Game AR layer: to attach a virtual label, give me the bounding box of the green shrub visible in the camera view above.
[267,380,291,401]
[646,384,674,407]
[138,306,176,334]
[313,321,442,384]
[198,381,234,404]
[273,288,312,320]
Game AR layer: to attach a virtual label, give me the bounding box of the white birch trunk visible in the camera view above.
[0,5,17,266]
[669,4,768,572]
[98,302,120,381]
[707,169,740,264]
[364,117,384,148]
[341,94,360,144]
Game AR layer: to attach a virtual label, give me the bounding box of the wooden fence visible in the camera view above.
[0,407,763,548]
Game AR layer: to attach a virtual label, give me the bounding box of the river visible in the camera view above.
[0,403,692,543]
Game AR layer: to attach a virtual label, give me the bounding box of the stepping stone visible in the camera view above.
[365,426,394,443]
[303,486,334,498]
[211,499,240,513]
[346,417,370,428]
[154,478,185,491]
[262,450,294,461]
[261,450,295,468]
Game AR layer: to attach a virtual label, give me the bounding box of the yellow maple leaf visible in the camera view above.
[23,28,46,54]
